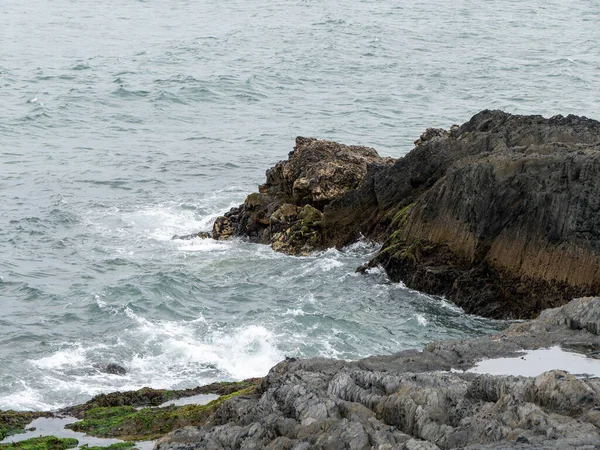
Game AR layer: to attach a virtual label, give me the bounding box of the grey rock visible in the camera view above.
[155,297,600,450]
[211,136,392,255]
[172,231,212,240]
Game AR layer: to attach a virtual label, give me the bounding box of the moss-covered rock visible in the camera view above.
[61,379,261,419]
[66,385,258,441]
[0,411,54,440]
[0,436,77,450]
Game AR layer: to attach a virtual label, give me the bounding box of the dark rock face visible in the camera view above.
[104,363,127,375]
[211,110,600,319]
[211,136,393,255]
[364,111,600,319]
[155,297,600,450]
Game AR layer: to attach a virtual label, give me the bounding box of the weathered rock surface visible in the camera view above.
[210,111,600,319]
[156,297,600,450]
[211,136,393,255]
[363,111,600,319]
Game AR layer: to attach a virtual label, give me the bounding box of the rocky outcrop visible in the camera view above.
[211,137,393,255]
[210,111,600,319]
[155,296,600,450]
[361,111,600,319]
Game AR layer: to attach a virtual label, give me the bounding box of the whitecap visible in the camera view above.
[32,345,87,369]
[283,308,306,316]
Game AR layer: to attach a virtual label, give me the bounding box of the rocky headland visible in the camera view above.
[209,110,600,320]
[154,296,600,450]
[5,111,600,450]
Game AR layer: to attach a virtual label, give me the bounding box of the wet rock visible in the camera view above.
[104,363,127,375]
[156,297,600,450]
[60,379,261,419]
[0,411,54,440]
[354,111,600,319]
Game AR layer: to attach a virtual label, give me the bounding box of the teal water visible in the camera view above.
[1,0,598,410]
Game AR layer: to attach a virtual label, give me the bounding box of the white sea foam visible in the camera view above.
[0,384,58,411]
[14,305,284,411]
[416,314,428,326]
[315,258,344,272]
[32,345,88,369]
[283,308,306,316]
[176,237,233,252]
[120,206,208,241]
[209,325,283,379]
[85,202,239,245]
[122,307,283,381]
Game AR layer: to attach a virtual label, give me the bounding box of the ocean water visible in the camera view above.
[1,0,598,411]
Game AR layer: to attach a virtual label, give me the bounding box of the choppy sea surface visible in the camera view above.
[1,0,598,411]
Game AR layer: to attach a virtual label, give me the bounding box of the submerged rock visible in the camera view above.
[155,297,600,450]
[171,231,211,240]
[211,111,600,319]
[103,364,127,375]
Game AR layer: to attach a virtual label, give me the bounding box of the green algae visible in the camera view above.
[390,202,414,228]
[0,411,54,441]
[0,436,77,450]
[61,379,261,419]
[376,203,420,259]
[66,385,258,441]
[79,443,136,450]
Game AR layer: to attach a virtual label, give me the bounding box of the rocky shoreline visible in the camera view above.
[4,111,600,449]
[4,297,600,450]
[204,110,600,320]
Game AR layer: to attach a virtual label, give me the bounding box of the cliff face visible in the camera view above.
[210,111,600,319]
[366,112,600,318]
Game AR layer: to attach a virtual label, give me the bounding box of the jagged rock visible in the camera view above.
[155,297,600,450]
[210,110,600,319]
[211,136,393,255]
[172,231,212,240]
[362,111,600,319]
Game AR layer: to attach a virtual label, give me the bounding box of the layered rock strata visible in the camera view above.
[210,111,600,319]
[156,296,600,450]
